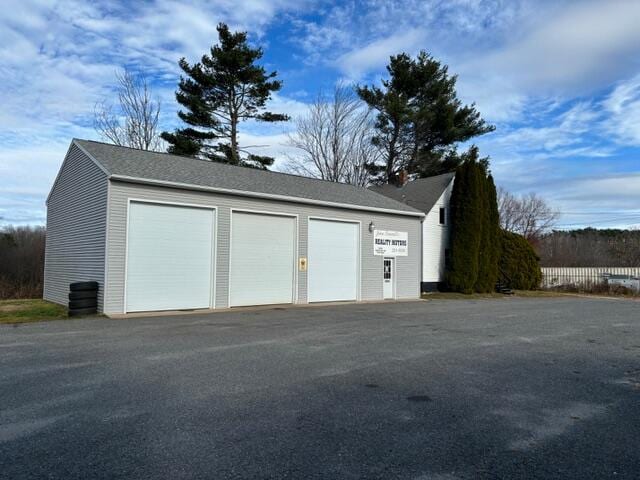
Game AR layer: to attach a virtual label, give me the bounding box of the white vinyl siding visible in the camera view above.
[104,181,421,314]
[44,144,108,310]
[229,211,296,307]
[125,202,214,312]
[308,219,359,302]
[422,179,454,283]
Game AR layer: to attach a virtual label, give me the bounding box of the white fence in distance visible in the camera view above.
[541,267,640,289]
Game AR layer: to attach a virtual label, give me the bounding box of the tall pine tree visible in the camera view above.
[357,51,494,184]
[161,23,289,168]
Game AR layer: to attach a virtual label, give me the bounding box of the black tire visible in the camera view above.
[69,298,97,309]
[70,281,99,292]
[69,291,97,301]
[68,307,97,317]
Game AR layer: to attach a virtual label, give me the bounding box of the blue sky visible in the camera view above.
[1,0,639,228]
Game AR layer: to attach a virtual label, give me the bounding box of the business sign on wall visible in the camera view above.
[373,230,408,256]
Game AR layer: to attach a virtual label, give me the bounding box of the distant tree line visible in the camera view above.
[537,228,640,267]
[0,226,46,299]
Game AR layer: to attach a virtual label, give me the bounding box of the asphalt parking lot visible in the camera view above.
[1,297,640,479]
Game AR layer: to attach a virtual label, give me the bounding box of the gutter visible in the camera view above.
[108,174,425,218]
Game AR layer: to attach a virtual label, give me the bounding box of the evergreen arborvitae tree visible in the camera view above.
[446,146,502,294]
[161,23,289,168]
[474,163,490,292]
[486,175,502,287]
[357,51,494,184]
[475,172,501,292]
[446,158,483,293]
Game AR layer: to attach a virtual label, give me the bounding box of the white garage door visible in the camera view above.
[308,219,359,302]
[126,202,214,312]
[229,212,296,307]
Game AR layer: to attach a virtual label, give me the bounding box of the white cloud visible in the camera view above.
[293,0,529,88]
[477,0,640,95]
[261,94,310,123]
[0,139,77,225]
[0,0,309,131]
[335,29,427,80]
[455,76,527,123]
[237,131,300,171]
[547,174,640,228]
[490,167,640,229]
[489,102,604,154]
[0,0,309,225]
[603,74,640,146]
[319,0,640,122]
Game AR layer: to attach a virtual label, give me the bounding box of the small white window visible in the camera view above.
[439,207,446,225]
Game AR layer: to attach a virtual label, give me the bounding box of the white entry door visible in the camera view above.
[126,202,215,312]
[308,219,359,302]
[383,258,394,299]
[229,211,296,307]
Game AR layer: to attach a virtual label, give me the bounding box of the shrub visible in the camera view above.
[499,230,542,290]
[547,282,637,296]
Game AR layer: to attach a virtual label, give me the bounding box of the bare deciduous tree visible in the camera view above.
[94,69,162,151]
[0,225,46,299]
[285,85,379,187]
[498,188,559,241]
[537,228,640,267]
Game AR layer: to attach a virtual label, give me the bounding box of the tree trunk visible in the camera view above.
[230,113,239,165]
[386,123,400,184]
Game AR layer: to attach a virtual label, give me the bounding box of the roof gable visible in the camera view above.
[369,173,455,214]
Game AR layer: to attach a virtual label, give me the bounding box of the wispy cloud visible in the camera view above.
[335,29,427,80]
[603,74,640,146]
[0,0,310,224]
[477,0,640,95]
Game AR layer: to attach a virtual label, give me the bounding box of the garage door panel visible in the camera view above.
[230,212,295,307]
[308,219,358,302]
[126,202,214,312]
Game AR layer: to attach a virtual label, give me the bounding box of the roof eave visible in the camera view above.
[109,174,425,218]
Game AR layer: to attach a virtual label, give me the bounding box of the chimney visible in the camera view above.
[397,169,408,187]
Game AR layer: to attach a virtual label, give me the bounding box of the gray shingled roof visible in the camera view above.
[370,172,455,213]
[74,140,422,215]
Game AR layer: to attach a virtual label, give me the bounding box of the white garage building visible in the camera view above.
[44,140,424,315]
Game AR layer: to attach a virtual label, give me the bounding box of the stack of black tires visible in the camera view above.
[68,281,98,317]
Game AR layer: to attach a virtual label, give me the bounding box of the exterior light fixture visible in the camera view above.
[369,221,375,233]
